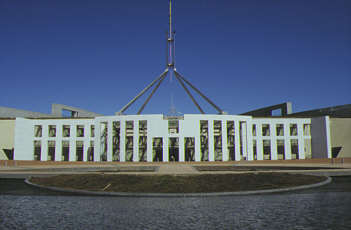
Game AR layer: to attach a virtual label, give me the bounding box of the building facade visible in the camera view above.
[12,114,331,162]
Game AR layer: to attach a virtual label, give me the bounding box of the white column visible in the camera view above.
[222,120,228,161]
[163,137,169,162]
[69,139,76,162]
[284,122,291,160]
[71,124,77,161]
[133,120,139,162]
[94,122,100,162]
[55,124,62,161]
[83,139,89,162]
[120,120,126,162]
[107,121,113,162]
[179,137,184,162]
[41,125,48,161]
[271,122,278,160]
[256,123,263,160]
[298,123,305,159]
[234,120,241,161]
[246,120,253,161]
[241,122,247,160]
[195,134,201,162]
[208,120,214,161]
[55,140,62,161]
[147,135,153,162]
[41,140,48,161]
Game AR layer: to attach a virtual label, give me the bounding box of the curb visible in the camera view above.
[24,176,332,197]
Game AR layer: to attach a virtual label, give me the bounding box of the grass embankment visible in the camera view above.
[30,173,326,193]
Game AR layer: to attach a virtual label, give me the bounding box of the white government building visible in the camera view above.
[12,113,331,162]
[1,0,348,163]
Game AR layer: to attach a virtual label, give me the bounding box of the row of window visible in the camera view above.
[252,123,311,137]
[33,122,311,139]
[34,125,95,138]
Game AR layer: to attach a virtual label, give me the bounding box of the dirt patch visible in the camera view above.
[30,173,326,193]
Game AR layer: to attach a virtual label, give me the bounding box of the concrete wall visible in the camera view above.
[0,119,15,160]
[330,118,351,158]
[311,116,331,158]
[0,106,53,118]
[51,104,102,117]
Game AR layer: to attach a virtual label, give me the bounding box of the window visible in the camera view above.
[62,141,69,161]
[276,124,284,136]
[227,121,235,161]
[113,122,120,162]
[290,124,298,136]
[77,125,84,137]
[253,140,257,160]
[252,124,256,136]
[262,124,270,136]
[88,141,94,161]
[48,125,56,137]
[138,121,147,162]
[200,120,208,161]
[263,140,271,160]
[168,119,179,134]
[214,120,222,161]
[153,138,163,162]
[34,140,41,160]
[277,140,285,160]
[63,125,70,137]
[76,141,84,161]
[90,125,95,137]
[34,125,42,137]
[125,121,134,162]
[185,137,195,161]
[291,139,299,159]
[48,141,55,161]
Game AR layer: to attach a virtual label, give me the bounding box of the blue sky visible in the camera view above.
[1,0,350,115]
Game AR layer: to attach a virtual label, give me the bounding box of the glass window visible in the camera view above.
[262,124,270,136]
[276,124,284,136]
[34,125,42,137]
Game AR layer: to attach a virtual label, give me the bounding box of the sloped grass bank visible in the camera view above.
[29,173,326,193]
